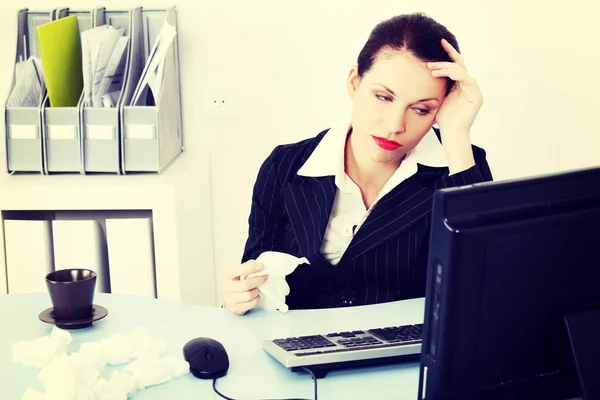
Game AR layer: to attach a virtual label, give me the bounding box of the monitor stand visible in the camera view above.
[564,307,600,400]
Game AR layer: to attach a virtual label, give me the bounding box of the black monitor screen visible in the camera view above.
[419,166,600,400]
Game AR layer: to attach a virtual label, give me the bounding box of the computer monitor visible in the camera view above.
[418,166,600,400]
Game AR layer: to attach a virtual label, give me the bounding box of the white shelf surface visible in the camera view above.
[0,152,216,306]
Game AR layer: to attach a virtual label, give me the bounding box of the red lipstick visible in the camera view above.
[372,136,402,151]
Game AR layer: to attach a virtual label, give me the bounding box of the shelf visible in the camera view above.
[0,150,217,306]
[0,151,203,211]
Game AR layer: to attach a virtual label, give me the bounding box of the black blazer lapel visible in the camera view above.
[338,170,441,265]
[283,175,336,267]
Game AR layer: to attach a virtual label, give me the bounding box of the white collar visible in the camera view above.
[297,120,448,179]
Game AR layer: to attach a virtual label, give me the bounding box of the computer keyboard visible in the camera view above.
[263,323,423,375]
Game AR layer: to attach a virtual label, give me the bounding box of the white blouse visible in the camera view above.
[297,120,448,265]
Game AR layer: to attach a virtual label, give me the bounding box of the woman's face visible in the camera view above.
[347,48,448,164]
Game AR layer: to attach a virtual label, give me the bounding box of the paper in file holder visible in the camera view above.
[4,9,52,173]
[4,7,183,174]
[121,7,183,173]
[80,7,131,174]
[41,8,92,174]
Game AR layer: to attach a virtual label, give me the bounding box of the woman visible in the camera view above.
[223,13,493,315]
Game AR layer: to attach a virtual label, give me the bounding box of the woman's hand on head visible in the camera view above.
[222,260,268,315]
[427,38,484,141]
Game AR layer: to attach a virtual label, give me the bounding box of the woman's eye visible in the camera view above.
[414,108,430,115]
[376,94,392,102]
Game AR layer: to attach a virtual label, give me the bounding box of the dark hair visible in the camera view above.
[357,13,459,95]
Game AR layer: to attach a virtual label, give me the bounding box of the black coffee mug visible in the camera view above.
[46,269,97,321]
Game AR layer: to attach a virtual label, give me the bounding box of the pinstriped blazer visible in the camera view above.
[241,128,493,310]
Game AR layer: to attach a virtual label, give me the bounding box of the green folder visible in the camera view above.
[36,15,84,107]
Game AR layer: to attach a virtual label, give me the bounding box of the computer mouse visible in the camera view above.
[183,337,230,379]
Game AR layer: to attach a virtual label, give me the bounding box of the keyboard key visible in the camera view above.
[299,335,322,340]
[271,324,422,357]
[367,325,423,343]
[275,335,335,351]
[317,340,421,355]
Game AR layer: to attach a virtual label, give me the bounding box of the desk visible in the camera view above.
[0,293,424,400]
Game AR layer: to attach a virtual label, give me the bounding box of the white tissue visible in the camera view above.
[126,355,171,390]
[109,371,137,398]
[92,378,111,400]
[75,385,96,400]
[77,365,101,392]
[93,371,135,400]
[163,356,191,378]
[12,326,72,368]
[21,388,46,400]
[13,327,188,399]
[76,341,107,371]
[242,251,308,313]
[51,326,74,348]
[130,327,167,358]
[37,354,78,399]
[101,334,134,365]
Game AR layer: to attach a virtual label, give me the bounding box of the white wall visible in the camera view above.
[1,0,599,305]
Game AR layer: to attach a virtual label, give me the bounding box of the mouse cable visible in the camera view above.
[212,366,318,400]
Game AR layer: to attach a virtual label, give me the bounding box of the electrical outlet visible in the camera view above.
[204,94,237,120]
[213,99,226,110]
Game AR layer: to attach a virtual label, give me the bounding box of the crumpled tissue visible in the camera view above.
[242,251,309,313]
[126,354,189,391]
[11,326,189,399]
[12,325,72,368]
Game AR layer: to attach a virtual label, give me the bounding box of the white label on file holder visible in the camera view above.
[9,125,39,140]
[126,124,156,139]
[86,125,116,140]
[47,125,77,140]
